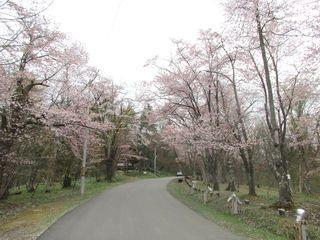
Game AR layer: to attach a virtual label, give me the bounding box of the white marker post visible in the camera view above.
[295,208,308,240]
[191,180,196,194]
[154,146,157,175]
[203,186,213,204]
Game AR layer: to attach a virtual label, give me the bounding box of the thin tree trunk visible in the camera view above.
[239,149,257,196]
[254,2,293,206]
[299,146,312,194]
[0,140,14,199]
[62,158,72,188]
[212,152,220,191]
[298,160,303,193]
[45,138,58,191]
[105,145,117,182]
[226,154,236,192]
[217,51,257,196]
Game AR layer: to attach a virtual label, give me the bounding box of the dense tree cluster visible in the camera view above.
[1,0,319,209]
[147,0,320,207]
[0,1,168,199]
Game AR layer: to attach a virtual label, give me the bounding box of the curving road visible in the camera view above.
[38,177,244,240]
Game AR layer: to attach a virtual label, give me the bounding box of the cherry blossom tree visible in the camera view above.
[146,0,320,204]
[0,1,68,199]
[0,1,114,198]
[224,0,320,206]
[148,36,241,190]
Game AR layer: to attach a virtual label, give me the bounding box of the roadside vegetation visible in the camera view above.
[146,0,320,212]
[1,0,320,239]
[0,3,176,240]
[0,173,166,240]
[125,170,173,178]
[0,0,178,202]
[168,179,320,240]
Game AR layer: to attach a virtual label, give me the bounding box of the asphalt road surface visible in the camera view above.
[38,177,244,240]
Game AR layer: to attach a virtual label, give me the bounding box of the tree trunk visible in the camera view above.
[272,148,293,206]
[254,2,293,206]
[212,154,220,191]
[247,169,256,196]
[105,157,114,182]
[45,139,58,191]
[226,50,257,196]
[239,149,257,195]
[279,176,293,208]
[0,167,13,199]
[105,144,117,182]
[298,146,312,194]
[298,160,303,193]
[199,159,208,183]
[95,162,101,182]
[205,149,219,191]
[226,154,237,192]
[226,181,236,192]
[0,140,14,200]
[26,166,39,193]
[62,174,72,188]
[212,177,219,191]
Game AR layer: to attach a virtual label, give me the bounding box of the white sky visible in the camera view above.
[47,0,225,93]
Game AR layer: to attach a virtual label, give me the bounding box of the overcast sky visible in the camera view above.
[47,0,225,93]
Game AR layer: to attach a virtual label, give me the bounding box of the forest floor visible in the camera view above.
[167,179,320,240]
[0,173,158,240]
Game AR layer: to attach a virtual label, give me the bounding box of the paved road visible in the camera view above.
[38,177,244,240]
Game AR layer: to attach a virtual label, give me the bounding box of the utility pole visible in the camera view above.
[154,146,157,174]
[80,136,88,196]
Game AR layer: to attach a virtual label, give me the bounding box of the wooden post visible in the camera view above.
[295,209,308,240]
[227,193,242,215]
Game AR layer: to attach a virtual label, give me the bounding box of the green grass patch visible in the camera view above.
[0,175,136,240]
[124,170,173,178]
[168,179,320,240]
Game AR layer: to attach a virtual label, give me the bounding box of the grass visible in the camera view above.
[0,174,138,240]
[167,179,320,240]
[124,170,174,178]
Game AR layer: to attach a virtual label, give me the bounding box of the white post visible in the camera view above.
[295,208,308,240]
[80,137,88,195]
[191,180,196,194]
[208,186,213,198]
[154,146,157,174]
